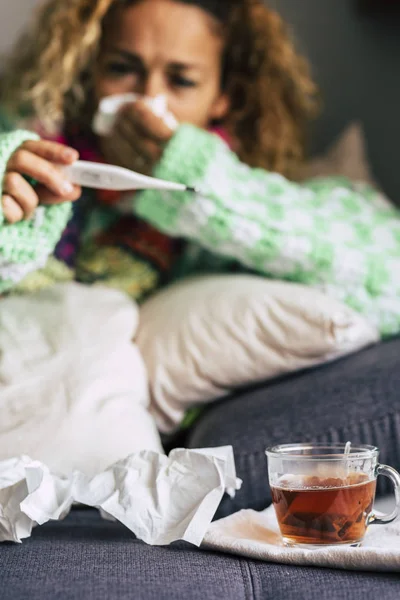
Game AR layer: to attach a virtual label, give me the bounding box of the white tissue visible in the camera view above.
[93,93,178,136]
[0,447,241,546]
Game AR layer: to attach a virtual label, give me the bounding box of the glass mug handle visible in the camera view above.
[371,464,400,525]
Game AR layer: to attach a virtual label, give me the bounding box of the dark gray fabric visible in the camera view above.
[0,509,250,600]
[187,338,400,518]
[1,508,400,600]
[251,564,400,600]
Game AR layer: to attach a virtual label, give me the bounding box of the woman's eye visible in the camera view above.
[106,62,136,76]
[170,75,197,88]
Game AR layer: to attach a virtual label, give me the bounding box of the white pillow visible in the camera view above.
[0,283,163,476]
[137,275,379,433]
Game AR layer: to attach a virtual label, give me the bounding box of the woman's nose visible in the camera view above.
[141,73,166,99]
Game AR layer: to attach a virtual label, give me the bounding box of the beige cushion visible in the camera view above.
[301,122,375,184]
[137,275,379,433]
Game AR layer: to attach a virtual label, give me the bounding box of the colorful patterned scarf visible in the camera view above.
[52,126,230,301]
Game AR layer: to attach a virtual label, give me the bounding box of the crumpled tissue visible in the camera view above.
[0,447,241,546]
[93,93,178,136]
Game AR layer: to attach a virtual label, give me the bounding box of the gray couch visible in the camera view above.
[2,340,400,600]
[1,2,400,598]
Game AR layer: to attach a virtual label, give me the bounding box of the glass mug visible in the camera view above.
[266,443,400,548]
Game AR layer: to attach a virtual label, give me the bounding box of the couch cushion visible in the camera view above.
[1,508,400,600]
[187,338,400,518]
[0,509,249,600]
[138,274,377,433]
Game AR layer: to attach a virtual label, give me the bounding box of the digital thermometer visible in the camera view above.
[63,161,196,193]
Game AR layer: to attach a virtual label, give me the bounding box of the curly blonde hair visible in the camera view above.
[0,0,319,176]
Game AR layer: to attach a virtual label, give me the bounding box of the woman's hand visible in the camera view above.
[99,100,174,175]
[2,140,81,224]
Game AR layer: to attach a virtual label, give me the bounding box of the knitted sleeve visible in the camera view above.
[134,125,400,337]
[0,130,72,293]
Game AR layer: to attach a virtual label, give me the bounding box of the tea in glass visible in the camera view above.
[271,472,376,545]
[266,443,400,548]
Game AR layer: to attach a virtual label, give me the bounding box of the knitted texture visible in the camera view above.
[135,125,400,337]
[12,256,74,294]
[0,130,73,293]
[1,125,400,336]
[0,130,39,226]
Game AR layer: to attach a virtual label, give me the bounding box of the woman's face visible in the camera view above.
[95,0,229,128]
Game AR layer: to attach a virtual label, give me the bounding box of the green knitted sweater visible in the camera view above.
[0,130,72,290]
[1,126,400,336]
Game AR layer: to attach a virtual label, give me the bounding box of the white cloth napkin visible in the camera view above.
[203,505,400,572]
